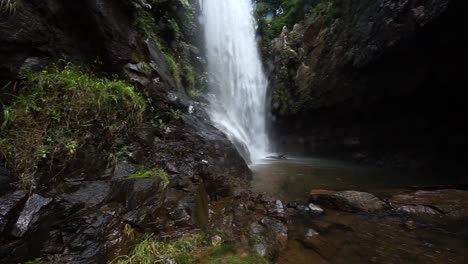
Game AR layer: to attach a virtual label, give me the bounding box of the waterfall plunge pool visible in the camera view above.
[250,156,468,264]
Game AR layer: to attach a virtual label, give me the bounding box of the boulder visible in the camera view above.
[310,189,385,213]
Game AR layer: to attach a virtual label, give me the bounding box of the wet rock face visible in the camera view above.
[0,191,28,233]
[265,0,468,168]
[0,0,138,84]
[0,0,253,263]
[11,194,53,238]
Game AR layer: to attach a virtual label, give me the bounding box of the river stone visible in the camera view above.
[254,243,268,257]
[389,189,468,218]
[310,189,385,212]
[390,203,441,215]
[308,203,324,215]
[11,194,53,237]
[259,217,288,249]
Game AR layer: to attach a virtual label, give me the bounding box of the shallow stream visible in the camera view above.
[251,157,468,264]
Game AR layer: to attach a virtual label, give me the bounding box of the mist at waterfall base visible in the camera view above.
[203,0,270,164]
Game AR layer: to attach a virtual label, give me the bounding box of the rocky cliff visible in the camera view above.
[0,1,256,263]
[264,0,468,169]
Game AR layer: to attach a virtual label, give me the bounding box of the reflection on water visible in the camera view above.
[251,156,468,264]
[251,156,468,201]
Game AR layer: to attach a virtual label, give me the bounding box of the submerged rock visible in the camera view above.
[309,189,385,213]
[307,203,324,215]
[389,189,468,219]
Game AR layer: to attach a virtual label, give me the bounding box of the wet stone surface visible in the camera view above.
[11,194,53,238]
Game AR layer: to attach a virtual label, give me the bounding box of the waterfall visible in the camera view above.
[203,0,270,164]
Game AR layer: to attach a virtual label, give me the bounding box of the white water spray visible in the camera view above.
[203,0,270,163]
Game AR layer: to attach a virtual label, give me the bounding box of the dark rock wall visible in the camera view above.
[265,0,468,169]
[0,1,253,263]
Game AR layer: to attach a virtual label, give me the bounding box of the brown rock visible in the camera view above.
[310,189,385,213]
[389,189,468,219]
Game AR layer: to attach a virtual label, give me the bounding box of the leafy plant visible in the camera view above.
[170,108,181,120]
[255,0,323,43]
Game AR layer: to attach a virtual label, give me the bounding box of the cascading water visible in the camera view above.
[203,0,270,164]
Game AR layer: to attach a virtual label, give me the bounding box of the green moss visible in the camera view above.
[209,244,237,257]
[134,10,156,38]
[183,63,195,92]
[114,234,203,264]
[140,62,153,76]
[128,167,169,188]
[165,53,182,87]
[0,64,146,188]
[169,19,182,42]
[187,89,198,100]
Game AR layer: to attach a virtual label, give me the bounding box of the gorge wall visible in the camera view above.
[0,1,255,263]
[262,0,468,170]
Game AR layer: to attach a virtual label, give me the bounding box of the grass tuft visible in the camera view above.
[128,167,169,188]
[165,53,182,87]
[0,64,146,188]
[113,234,202,264]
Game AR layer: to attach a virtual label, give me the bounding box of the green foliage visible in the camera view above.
[113,234,203,264]
[170,108,181,120]
[183,63,196,95]
[254,0,344,43]
[128,167,169,188]
[305,0,342,25]
[256,0,317,43]
[208,244,237,257]
[0,0,16,14]
[187,88,198,100]
[150,113,165,129]
[134,10,156,38]
[0,64,146,188]
[165,53,182,87]
[169,18,182,42]
[24,258,44,264]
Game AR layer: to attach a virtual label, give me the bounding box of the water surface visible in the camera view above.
[251,156,468,264]
[251,156,468,201]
